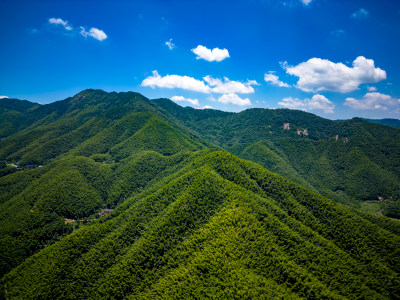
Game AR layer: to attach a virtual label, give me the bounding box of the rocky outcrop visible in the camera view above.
[297,129,308,136]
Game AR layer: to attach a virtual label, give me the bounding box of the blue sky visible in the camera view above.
[1,0,400,119]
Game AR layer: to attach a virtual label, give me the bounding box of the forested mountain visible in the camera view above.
[0,90,207,279]
[1,90,400,299]
[364,118,400,129]
[0,98,40,138]
[154,98,400,218]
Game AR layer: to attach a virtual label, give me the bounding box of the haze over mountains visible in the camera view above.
[363,118,400,129]
[0,90,400,299]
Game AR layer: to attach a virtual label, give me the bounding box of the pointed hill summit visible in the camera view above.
[0,90,399,299]
[154,97,400,217]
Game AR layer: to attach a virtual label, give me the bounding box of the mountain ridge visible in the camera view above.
[152,96,400,215]
[3,150,400,299]
[1,89,400,299]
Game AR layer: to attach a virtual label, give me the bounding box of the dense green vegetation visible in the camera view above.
[0,98,40,138]
[1,89,400,299]
[154,98,400,216]
[2,151,400,299]
[364,118,400,129]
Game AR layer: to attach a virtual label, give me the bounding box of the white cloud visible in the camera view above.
[49,18,72,30]
[201,105,213,109]
[301,0,312,5]
[191,45,230,62]
[264,72,290,87]
[345,92,400,111]
[171,95,200,106]
[203,76,258,94]
[217,94,251,106]
[141,71,258,94]
[80,27,107,41]
[48,18,107,41]
[367,86,377,92]
[351,8,369,19]
[278,94,335,114]
[141,71,211,93]
[165,39,175,50]
[0,96,8,99]
[284,56,386,93]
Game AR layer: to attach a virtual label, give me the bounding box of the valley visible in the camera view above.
[0,90,399,299]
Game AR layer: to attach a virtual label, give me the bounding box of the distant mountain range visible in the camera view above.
[1,90,399,299]
[363,118,400,129]
[154,98,400,214]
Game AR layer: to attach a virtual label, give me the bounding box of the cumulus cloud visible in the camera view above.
[80,27,107,41]
[203,76,258,94]
[141,71,258,94]
[165,39,175,50]
[49,18,72,30]
[367,86,377,92]
[0,96,9,99]
[345,92,400,111]
[351,8,369,19]
[171,95,200,106]
[264,72,290,87]
[284,56,386,93]
[191,45,230,62]
[201,105,213,109]
[278,94,335,114]
[217,94,251,106]
[141,71,211,93]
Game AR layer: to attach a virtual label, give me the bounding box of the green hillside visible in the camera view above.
[364,118,400,129]
[0,90,208,279]
[2,151,400,299]
[154,98,400,217]
[1,90,400,299]
[0,98,40,138]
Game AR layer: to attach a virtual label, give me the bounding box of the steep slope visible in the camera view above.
[2,151,400,299]
[0,90,156,164]
[0,98,40,138]
[110,116,204,160]
[0,91,208,278]
[153,98,400,216]
[1,90,400,299]
[364,118,400,129]
[0,156,110,276]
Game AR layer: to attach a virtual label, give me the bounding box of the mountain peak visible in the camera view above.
[70,89,107,104]
[1,89,400,299]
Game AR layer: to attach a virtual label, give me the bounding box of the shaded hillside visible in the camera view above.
[154,98,400,217]
[1,90,400,299]
[364,118,400,129]
[0,98,40,138]
[2,151,400,299]
[0,90,208,278]
[0,90,207,166]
